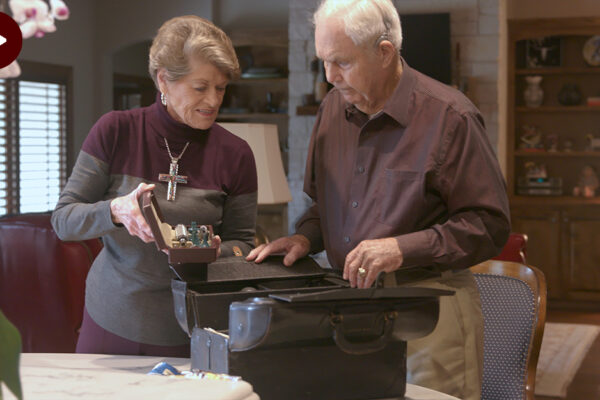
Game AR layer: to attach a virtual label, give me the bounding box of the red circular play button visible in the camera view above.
[0,12,23,69]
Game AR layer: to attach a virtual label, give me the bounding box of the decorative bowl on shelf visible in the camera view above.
[582,35,600,66]
[558,83,582,106]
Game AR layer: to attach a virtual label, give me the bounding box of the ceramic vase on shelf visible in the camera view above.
[524,75,544,107]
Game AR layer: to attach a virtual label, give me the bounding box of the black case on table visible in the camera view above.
[142,190,453,400]
[191,285,451,400]
[171,257,451,400]
[171,255,348,335]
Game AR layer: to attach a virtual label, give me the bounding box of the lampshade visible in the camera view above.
[218,123,292,205]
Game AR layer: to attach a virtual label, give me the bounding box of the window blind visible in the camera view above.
[0,76,67,215]
[0,78,15,215]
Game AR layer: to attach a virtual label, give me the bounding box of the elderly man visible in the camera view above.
[247,0,510,398]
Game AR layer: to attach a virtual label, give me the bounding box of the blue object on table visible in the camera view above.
[148,362,182,376]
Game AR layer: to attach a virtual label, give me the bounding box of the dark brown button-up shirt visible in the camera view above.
[296,60,510,272]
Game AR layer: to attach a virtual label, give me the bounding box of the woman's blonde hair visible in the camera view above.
[148,15,240,88]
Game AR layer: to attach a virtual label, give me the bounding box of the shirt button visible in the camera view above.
[357,166,365,173]
[343,236,350,243]
[352,201,358,208]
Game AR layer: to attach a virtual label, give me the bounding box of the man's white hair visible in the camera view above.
[313,0,403,51]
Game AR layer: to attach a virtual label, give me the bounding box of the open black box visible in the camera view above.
[141,190,453,400]
[171,255,348,335]
[142,190,218,280]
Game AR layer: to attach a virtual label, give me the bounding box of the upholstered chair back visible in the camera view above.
[471,260,547,400]
[0,213,102,352]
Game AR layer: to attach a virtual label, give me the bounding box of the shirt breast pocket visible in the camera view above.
[376,169,423,227]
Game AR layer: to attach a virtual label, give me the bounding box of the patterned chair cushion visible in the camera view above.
[474,273,536,400]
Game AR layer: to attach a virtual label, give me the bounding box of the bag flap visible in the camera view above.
[204,255,328,283]
[269,286,454,303]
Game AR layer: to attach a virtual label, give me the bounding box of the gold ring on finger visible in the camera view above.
[358,267,367,278]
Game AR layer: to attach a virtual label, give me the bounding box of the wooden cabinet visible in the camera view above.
[508,18,600,306]
[511,202,600,303]
[510,205,562,299]
[561,208,600,297]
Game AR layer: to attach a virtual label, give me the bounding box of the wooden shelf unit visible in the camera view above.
[516,67,600,75]
[515,150,600,157]
[218,28,289,165]
[510,195,600,206]
[507,17,600,306]
[220,29,288,118]
[516,106,600,113]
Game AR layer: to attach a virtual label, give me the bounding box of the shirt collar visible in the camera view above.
[382,57,416,127]
[344,57,416,128]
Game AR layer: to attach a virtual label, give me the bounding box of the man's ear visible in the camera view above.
[379,41,397,68]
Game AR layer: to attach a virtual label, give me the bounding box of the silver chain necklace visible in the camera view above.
[163,137,190,163]
[158,138,191,201]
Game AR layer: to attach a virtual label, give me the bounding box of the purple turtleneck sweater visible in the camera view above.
[51,99,257,346]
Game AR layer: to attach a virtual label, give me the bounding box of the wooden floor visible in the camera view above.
[535,309,600,400]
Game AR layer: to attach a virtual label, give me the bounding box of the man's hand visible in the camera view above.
[110,182,155,243]
[246,234,310,266]
[343,237,403,288]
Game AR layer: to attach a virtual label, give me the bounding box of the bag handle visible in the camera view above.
[330,310,398,355]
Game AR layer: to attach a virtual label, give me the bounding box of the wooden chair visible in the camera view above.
[470,260,547,400]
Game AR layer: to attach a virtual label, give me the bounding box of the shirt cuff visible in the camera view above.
[101,199,123,228]
[395,230,435,268]
[296,222,324,254]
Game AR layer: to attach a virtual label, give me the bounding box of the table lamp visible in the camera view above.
[218,123,292,244]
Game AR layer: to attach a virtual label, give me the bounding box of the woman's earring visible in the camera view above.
[160,92,167,106]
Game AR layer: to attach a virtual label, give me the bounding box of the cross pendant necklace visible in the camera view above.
[158,137,190,201]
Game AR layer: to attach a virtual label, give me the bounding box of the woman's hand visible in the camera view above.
[212,235,222,257]
[110,183,155,243]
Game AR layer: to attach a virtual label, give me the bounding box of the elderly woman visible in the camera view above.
[51,16,257,357]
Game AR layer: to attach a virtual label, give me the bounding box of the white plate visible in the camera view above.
[582,35,600,66]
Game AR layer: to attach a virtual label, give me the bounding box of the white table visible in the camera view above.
[3,353,460,400]
[4,353,257,400]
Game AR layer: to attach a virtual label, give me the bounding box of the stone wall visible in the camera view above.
[287,0,500,237]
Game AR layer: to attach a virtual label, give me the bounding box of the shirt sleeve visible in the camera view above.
[51,114,121,241]
[395,111,511,271]
[295,107,326,254]
[51,151,119,241]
